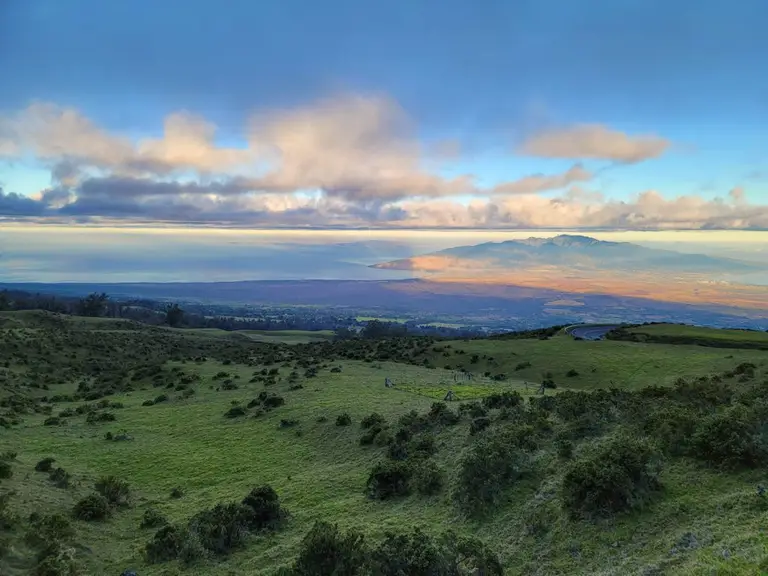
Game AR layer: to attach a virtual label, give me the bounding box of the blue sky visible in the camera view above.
[0,0,767,229]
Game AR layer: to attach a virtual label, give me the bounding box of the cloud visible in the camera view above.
[0,187,46,216]
[1,95,590,207]
[4,183,767,231]
[519,124,670,163]
[4,92,756,231]
[0,102,252,179]
[397,189,768,230]
[729,186,746,204]
[490,164,592,194]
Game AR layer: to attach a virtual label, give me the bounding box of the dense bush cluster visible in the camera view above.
[453,426,534,515]
[145,485,286,564]
[279,522,503,576]
[561,436,662,518]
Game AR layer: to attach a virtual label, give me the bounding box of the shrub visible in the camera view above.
[279,419,299,429]
[691,406,767,469]
[142,400,154,407]
[459,402,487,419]
[187,503,249,556]
[25,514,74,548]
[412,460,444,496]
[95,475,131,507]
[561,436,662,518]
[153,394,169,404]
[141,508,168,529]
[32,542,82,576]
[387,438,410,461]
[469,417,491,435]
[85,411,115,424]
[370,528,503,576]
[73,493,110,521]
[555,436,574,459]
[170,486,185,499]
[262,394,285,409]
[366,460,412,500]
[643,405,698,456]
[291,521,367,576]
[426,402,460,426]
[411,433,437,457]
[0,450,17,461]
[566,369,579,378]
[145,524,183,563]
[515,361,532,371]
[49,467,71,489]
[336,413,352,426]
[43,417,62,427]
[224,406,247,418]
[0,460,11,479]
[35,457,56,472]
[482,391,523,410]
[178,527,208,565]
[241,484,285,532]
[361,412,385,429]
[360,425,385,446]
[453,427,531,515]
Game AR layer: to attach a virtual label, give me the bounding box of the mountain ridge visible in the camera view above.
[371,234,760,274]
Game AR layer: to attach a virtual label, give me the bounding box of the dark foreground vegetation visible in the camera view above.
[1,309,767,574]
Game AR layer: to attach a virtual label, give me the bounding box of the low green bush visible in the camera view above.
[35,457,56,472]
[290,521,367,576]
[0,460,11,479]
[561,435,662,518]
[366,460,412,500]
[691,406,768,469]
[335,413,352,426]
[72,494,110,521]
[95,475,131,507]
[412,460,444,496]
[453,427,532,515]
[141,508,168,529]
[360,412,385,429]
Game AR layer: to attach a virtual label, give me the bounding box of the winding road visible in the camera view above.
[568,324,620,341]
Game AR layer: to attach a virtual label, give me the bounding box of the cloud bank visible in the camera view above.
[1,93,764,229]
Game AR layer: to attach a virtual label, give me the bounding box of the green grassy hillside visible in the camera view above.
[1,312,767,575]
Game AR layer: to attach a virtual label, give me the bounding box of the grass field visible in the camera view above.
[411,334,767,390]
[1,312,768,575]
[173,327,335,344]
[627,323,768,343]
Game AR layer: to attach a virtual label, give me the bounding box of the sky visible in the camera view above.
[0,0,767,233]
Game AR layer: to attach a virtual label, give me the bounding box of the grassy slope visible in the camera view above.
[1,313,767,575]
[413,335,765,390]
[627,323,768,343]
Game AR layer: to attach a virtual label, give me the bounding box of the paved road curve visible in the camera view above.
[569,325,621,340]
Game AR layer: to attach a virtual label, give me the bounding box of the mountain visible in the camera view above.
[371,234,760,274]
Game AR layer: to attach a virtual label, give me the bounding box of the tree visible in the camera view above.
[165,303,184,327]
[77,293,108,317]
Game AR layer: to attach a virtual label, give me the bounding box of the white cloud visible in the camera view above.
[520,124,670,163]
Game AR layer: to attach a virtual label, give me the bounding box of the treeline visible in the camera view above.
[487,324,567,340]
[0,289,485,338]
